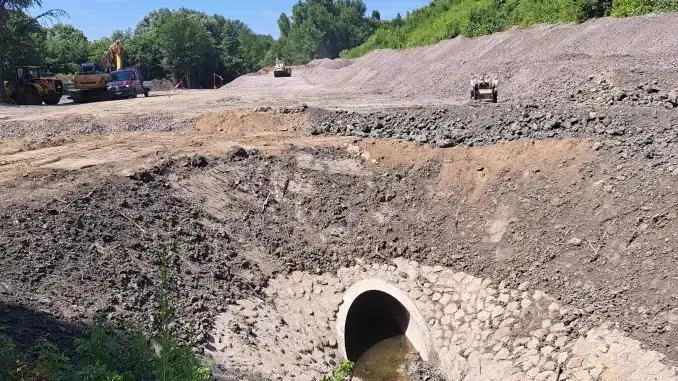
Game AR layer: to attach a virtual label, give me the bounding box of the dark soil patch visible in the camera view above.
[2,143,678,365]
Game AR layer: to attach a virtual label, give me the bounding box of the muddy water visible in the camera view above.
[353,335,417,381]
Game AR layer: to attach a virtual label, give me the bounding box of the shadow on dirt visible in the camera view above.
[0,302,87,352]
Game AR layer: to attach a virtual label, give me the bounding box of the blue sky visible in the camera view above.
[30,0,428,41]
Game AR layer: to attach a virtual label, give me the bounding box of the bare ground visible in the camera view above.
[1,12,678,378]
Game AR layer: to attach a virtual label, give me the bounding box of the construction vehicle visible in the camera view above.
[4,66,64,105]
[69,40,122,103]
[106,67,150,99]
[471,75,498,103]
[273,58,292,78]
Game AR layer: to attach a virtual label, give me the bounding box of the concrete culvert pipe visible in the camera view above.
[337,279,433,362]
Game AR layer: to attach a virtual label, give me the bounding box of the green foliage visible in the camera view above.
[611,0,678,16]
[271,0,378,65]
[278,13,291,38]
[2,4,276,90]
[342,0,677,59]
[219,20,274,81]
[0,10,46,67]
[87,37,114,63]
[127,8,275,86]
[0,331,20,380]
[151,11,215,88]
[72,317,154,380]
[0,269,210,381]
[1,1,377,89]
[44,23,89,73]
[320,360,354,381]
[0,0,65,100]
[580,0,613,18]
[34,341,71,380]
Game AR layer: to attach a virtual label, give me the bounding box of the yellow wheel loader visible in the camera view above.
[4,66,64,105]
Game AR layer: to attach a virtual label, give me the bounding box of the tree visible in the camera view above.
[371,10,380,20]
[237,30,274,73]
[220,20,249,79]
[0,0,66,99]
[88,37,113,63]
[153,11,215,88]
[44,23,88,73]
[274,0,378,65]
[393,12,404,27]
[1,10,45,67]
[278,13,291,38]
[219,20,274,81]
[134,8,172,36]
[580,0,612,19]
[125,33,165,80]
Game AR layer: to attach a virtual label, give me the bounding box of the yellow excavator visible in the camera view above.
[68,40,122,103]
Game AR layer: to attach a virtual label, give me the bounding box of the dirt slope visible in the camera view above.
[3,139,678,365]
[227,13,678,105]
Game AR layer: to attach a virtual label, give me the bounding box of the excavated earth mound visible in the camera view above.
[227,13,678,107]
[3,136,678,365]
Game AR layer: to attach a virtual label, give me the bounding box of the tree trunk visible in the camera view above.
[0,64,6,100]
[0,6,6,100]
[186,63,191,89]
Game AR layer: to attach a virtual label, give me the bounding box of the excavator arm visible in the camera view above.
[73,40,123,92]
[100,40,123,72]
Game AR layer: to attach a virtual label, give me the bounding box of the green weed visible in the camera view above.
[320,360,354,381]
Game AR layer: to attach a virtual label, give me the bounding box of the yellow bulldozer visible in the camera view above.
[273,58,292,78]
[4,66,64,105]
[69,40,122,103]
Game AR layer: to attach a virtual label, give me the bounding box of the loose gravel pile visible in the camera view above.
[298,13,678,103]
[309,100,678,174]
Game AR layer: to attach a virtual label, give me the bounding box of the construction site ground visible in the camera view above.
[2,13,678,380]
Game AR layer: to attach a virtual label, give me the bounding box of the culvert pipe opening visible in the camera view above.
[344,290,411,361]
[338,280,432,381]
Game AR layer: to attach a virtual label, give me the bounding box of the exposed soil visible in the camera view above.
[2,12,678,380]
[2,137,678,365]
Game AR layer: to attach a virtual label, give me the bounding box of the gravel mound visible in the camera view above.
[228,13,678,105]
[307,13,678,102]
[309,101,678,173]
